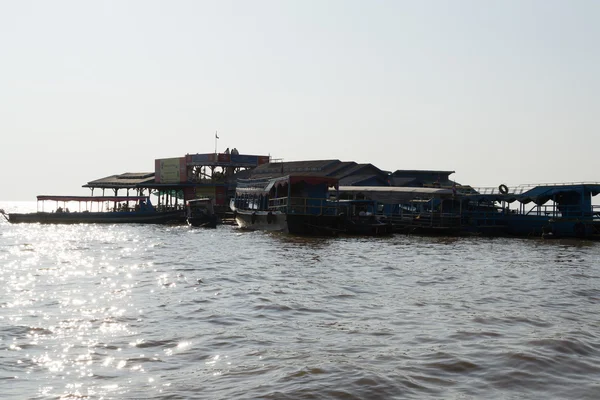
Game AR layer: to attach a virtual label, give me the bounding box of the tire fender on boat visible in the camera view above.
[251,212,257,224]
[498,184,509,195]
[267,211,274,224]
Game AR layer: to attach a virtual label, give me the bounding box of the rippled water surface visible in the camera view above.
[1,202,600,399]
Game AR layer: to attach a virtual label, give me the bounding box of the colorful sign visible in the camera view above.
[155,157,186,183]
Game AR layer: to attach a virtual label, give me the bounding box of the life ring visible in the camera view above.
[267,211,274,224]
[499,184,509,195]
[251,212,257,224]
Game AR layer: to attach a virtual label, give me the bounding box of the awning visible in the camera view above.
[465,184,600,205]
[338,186,454,204]
[37,195,149,202]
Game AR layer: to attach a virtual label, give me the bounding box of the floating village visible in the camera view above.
[2,148,600,240]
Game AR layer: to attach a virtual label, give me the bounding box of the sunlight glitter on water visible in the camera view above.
[1,216,600,398]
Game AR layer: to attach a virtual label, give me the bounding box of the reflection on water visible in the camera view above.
[1,202,600,399]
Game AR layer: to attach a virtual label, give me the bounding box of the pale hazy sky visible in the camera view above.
[1,0,598,200]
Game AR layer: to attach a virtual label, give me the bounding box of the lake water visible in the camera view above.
[1,202,599,399]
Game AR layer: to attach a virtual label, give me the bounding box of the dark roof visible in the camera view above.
[389,177,418,186]
[250,160,392,188]
[84,172,155,188]
[250,159,341,178]
[332,163,385,179]
[389,170,456,187]
[392,169,455,177]
[339,174,388,186]
[323,161,357,177]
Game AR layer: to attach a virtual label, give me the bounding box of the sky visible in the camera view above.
[1,0,599,200]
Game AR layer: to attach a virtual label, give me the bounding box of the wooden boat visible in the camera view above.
[230,175,343,235]
[1,195,185,224]
[186,198,218,228]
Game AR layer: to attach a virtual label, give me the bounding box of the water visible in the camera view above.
[1,202,600,399]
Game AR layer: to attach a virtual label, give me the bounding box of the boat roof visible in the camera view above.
[466,183,600,204]
[338,186,454,204]
[237,175,339,193]
[83,172,155,188]
[37,195,149,202]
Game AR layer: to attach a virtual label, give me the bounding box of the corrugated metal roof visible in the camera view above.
[84,172,156,188]
[324,161,357,177]
[330,163,383,178]
[392,169,455,176]
[250,160,389,180]
[339,174,387,186]
[250,159,341,178]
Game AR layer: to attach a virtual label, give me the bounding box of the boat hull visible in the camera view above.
[234,210,342,235]
[344,217,394,236]
[187,214,218,228]
[234,210,288,232]
[5,211,185,224]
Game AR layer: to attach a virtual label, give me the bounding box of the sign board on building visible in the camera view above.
[155,157,187,183]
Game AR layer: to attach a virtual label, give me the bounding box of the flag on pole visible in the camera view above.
[215,131,219,139]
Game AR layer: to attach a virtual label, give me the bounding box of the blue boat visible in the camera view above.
[337,183,600,239]
[463,183,600,239]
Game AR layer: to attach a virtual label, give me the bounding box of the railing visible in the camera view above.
[269,196,339,216]
[155,204,185,212]
[521,203,599,219]
[384,212,462,228]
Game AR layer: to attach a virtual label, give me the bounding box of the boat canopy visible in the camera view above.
[338,186,454,204]
[466,184,600,205]
[265,175,339,192]
[37,195,149,202]
[237,175,339,194]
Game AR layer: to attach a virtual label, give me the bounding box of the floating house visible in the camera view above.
[84,151,270,211]
[78,154,600,239]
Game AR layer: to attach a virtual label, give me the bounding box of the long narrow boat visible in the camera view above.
[1,195,185,224]
[230,175,343,235]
